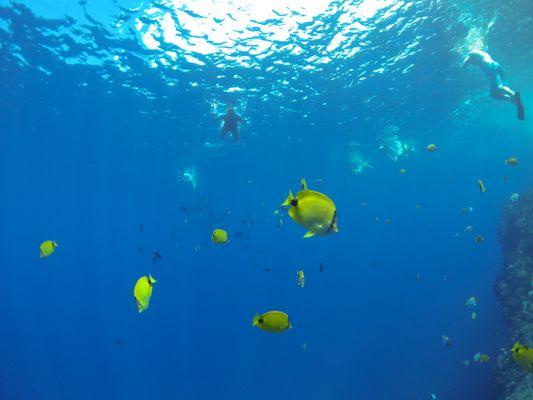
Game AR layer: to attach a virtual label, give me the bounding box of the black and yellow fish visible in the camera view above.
[511,342,533,372]
[281,179,338,238]
[252,311,291,333]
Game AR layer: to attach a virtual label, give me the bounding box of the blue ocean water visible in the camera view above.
[1,1,532,399]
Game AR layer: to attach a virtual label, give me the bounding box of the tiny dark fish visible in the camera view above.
[180,206,188,211]
[114,339,123,345]
[137,247,144,253]
[370,261,376,267]
[319,263,324,272]
[152,251,162,264]
[263,268,272,272]
[139,224,144,232]
[241,217,253,227]
[444,274,450,281]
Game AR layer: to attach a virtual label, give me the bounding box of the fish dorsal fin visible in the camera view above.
[300,178,308,191]
[281,190,295,208]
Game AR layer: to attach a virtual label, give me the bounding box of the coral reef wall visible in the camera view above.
[494,190,533,399]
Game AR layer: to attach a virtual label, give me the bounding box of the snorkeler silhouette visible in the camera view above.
[463,50,524,120]
[220,105,245,141]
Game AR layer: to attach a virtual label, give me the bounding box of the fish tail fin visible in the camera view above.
[300,178,308,190]
[252,313,261,326]
[281,190,295,207]
[148,274,157,284]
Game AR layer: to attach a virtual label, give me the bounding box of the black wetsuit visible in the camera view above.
[221,109,242,140]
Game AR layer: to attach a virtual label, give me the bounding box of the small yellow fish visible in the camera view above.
[478,179,486,193]
[211,228,229,244]
[39,240,58,258]
[282,178,338,238]
[479,354,490,363]
[474,235,484,243]
[511,342,533,372]
[505,157,519,166]
[252,311,291,333]
[473,352,490,362]
[399,168,407,175]
[297,270,305,288]
[426,144,437,152]
[133,274,157,313]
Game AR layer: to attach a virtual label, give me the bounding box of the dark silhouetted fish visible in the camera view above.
[152,251,162,264]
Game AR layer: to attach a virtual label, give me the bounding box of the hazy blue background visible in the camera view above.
[0,1,532,399]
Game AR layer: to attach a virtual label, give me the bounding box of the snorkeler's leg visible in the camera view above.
[490,86,514,102]
[491,86,524,120]
[221,127,228,139]
[232,129,239,141]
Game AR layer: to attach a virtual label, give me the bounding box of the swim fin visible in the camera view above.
[515,92,525,120]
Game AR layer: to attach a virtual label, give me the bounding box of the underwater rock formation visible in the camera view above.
[494,190,533,399]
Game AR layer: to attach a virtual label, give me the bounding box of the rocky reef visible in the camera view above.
[494,190,533,399]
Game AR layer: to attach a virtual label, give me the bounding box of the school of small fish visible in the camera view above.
[37,137,529,381]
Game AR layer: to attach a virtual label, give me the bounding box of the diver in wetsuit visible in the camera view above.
[463,50,524,120]
[220,105,245,141]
